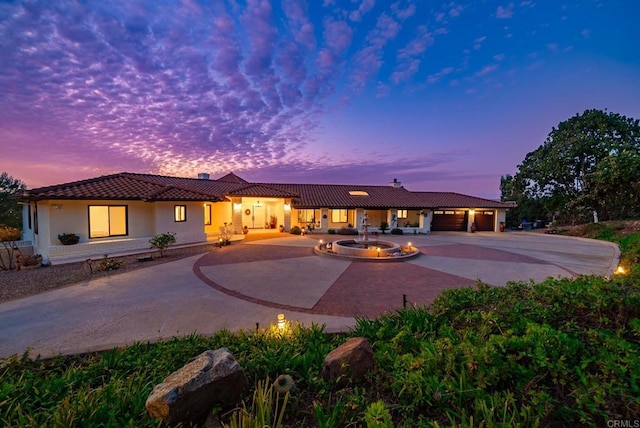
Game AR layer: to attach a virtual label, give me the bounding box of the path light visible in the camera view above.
[377,247,380,257]
[408,242,412,251]
[277,313,286,330]
[615,265,626,275]
[319,239,323,248]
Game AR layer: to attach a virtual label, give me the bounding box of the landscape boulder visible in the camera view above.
[145,348,248,425]
[321,337,374,383]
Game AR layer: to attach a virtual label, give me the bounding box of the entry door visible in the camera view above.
[252,205,266,228]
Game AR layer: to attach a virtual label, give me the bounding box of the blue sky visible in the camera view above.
[0,0,638,198]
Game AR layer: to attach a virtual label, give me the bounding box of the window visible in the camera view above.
[27,204,32,229]
[298,209,316,224]
[331,209,348,223]
[174,205,186,222]
[348,190,369,196]
[204,204,211,225]
[89,205,127,238]
[397,209,408,218]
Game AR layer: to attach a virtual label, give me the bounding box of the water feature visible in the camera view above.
[314,211,420,261]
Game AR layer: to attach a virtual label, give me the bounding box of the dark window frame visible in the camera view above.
[204,204,211,225]
[88,205,129,239]
[174,205,187,222]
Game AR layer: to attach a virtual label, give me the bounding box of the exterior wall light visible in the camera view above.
[284,203,291,211]
[233,203,242,212]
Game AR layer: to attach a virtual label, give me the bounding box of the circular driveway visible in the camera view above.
[0,232,619,358]
[194,231,619,318]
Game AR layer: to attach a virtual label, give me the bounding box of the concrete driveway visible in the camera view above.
[0,232,619,358]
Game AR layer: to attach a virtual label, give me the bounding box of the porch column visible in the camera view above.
[283,199,291,231]
[231,197,243,234]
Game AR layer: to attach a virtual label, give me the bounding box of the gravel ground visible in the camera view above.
[0,244,220,303]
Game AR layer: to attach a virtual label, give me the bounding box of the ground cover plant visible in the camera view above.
[1,227,639,426]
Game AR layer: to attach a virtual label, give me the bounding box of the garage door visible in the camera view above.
[431,210,467,231]
[474,211,495,231]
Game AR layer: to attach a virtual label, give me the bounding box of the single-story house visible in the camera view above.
[17,172,514,263]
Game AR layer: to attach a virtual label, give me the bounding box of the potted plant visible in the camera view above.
[16,254,42,270]
[243,225,249,234]
[270,215,278,229]
[379,221,389,234]
[58,233,80,245]
[279,224,284,232]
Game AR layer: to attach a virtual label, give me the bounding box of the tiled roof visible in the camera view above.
[263,183,426,208]
[23,172,514,209]
[412,192,515,209]
[216,172,249,183]
[23,173,221,202]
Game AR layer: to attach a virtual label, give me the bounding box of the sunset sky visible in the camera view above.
[1,0,638,198]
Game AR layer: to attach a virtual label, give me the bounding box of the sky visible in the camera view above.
[1,1,639,199]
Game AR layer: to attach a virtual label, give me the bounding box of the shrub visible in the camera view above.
[0,225,21,270]
[379,221,389,234]
[97,254,124,271]
[290,226,302,235]
[327,229,336,234]
[337,227,358,235]
[149,232,176,257]
[390,228,403,235]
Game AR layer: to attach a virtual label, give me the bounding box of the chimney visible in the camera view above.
[197,173,210,180]
[389,178,402,188]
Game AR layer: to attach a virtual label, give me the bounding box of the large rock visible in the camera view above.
[146,348,248,425]
[321,337,374,383]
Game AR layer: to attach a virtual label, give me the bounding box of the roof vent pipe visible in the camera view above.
[389,178,402,188]
[198,173,210,180]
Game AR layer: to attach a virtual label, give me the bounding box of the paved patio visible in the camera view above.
[0,232,619,358]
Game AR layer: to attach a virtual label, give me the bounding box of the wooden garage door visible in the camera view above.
[474,211,495,231]
[431,210,467,231]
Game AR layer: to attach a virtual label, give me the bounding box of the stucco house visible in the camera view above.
[18,172,513,263]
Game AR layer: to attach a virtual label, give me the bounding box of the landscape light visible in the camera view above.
[277,313,286,330]
[615,266,626,275]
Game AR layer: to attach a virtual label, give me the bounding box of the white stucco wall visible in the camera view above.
[153,201,206,245]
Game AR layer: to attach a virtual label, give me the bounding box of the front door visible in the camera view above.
[251,204,266,228]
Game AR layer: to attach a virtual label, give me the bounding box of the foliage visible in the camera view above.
[96,254,124,271]
[289,226,302,235]
[499,174,547,228]
[149,232,176,257]
[0,225,22,270]
[505,109,640,224]
[224,377,290,428]
[327,229,336,234]
[379,221,389,234]
[390,228,403,235]
[0,172,26,229]
[336,227,358,235]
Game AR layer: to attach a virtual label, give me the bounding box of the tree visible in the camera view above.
[0,172,26,229]
[512,109,640,223]
[499,174,547,227]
